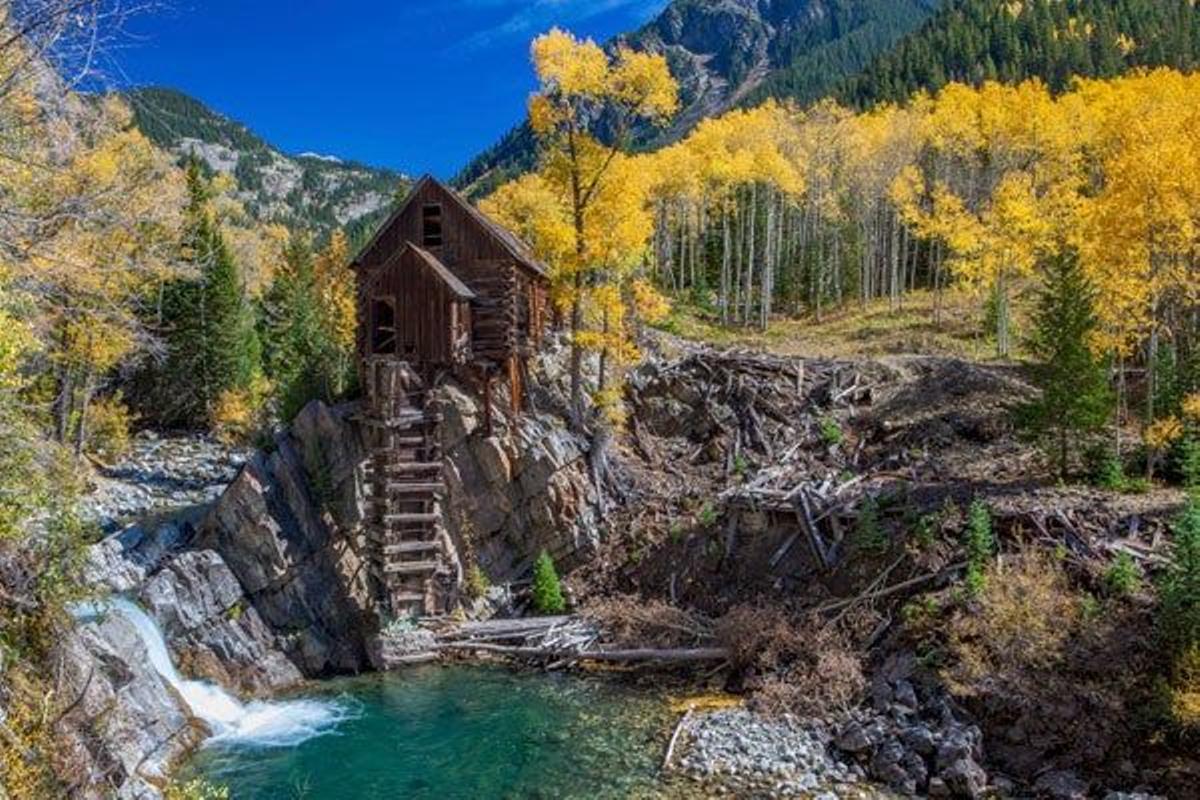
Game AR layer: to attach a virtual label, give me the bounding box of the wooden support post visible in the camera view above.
[483,373,493,436]
[509,355,521,417]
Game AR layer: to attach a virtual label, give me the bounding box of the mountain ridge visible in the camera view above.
[453,0,941,196]
[125,87,409,242]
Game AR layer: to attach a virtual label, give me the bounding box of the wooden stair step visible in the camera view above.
[383,513,440,524]
[383,560,440,575]
[376,541,440,556]
[388,462,443,473]
[385,482,445,494]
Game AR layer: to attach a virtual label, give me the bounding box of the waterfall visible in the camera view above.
[74,598,354,748]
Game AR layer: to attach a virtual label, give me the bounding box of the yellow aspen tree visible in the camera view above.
[527,27,678,426]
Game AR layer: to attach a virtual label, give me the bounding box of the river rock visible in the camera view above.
[1035,770,1090,799]
[139,550,303,695]
[52,611,203,799]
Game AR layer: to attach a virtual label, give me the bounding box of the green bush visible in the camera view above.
[1158,500,1200,655]
[964,500,995,596]
[853,496,887,555]
[531,550,566,614]
[819,416,844,447]
[1103,552,1141,597]
[1087,443,1127,491]
[465,564,490,601]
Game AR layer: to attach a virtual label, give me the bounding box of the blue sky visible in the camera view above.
[113,1,668,178]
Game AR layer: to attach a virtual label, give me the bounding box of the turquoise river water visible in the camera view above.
[186,665,677,799]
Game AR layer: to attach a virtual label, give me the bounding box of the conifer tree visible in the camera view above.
[154,161,262,427]
[1019,249,1114,479]
[531,549,566,614]
[261,231,327,423]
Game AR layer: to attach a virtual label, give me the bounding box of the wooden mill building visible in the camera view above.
[350,175,551,619]
[352,174,550,402]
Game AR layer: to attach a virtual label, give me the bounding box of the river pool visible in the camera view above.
[186,664,677,799]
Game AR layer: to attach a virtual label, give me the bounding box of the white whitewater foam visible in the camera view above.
[73,598,354,748]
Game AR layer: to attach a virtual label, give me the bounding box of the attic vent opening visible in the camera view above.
[422,204,443,247]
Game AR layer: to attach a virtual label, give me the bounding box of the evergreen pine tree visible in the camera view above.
[152,160,262,427]
[1019,249,1114,479]
[531,550,566,614]
[261,231,328,423]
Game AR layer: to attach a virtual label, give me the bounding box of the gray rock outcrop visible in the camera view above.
[53,612,205,800]
[195,401,372,675]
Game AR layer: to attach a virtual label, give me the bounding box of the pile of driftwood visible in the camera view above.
[630,348,883,470]
[433,615,729,668]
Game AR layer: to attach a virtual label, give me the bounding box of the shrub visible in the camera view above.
[946,551,1080,695]
[853,496,887,555]
[963,500,995,595]
[1087,443,1127,491]
[1102,552,1141,597]
[1166,644,1200,731]
[165,778,230,800]
[818,416,844,447]
[585,595,712,648]
[211,373,271,445]
[718,606,865,716]
[530,550,565,614]
[465,564,490,601]
[84,392,134,461]
[1157,500,1200,655]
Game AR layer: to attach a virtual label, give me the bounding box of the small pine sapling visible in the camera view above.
[531,549,566,614]
[964,500,995,596]
[1017,249,1113,479]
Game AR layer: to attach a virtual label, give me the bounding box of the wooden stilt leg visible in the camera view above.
[509,355,520,417]
[483,373,493,436]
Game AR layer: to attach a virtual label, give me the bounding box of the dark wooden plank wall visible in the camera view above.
[367,249,470,366]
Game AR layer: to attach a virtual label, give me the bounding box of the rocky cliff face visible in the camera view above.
[62,355,604,796]
[54,611,204,800]
[434,379,600,585]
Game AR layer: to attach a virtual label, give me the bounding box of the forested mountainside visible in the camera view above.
[840,0,1200,106]
[453,0,940,196]
[126,87,408,242]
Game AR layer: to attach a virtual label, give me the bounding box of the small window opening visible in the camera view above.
[422,204,443,247]
[371,297,397,354]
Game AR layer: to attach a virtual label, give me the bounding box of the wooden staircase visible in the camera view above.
[361,357,446,620]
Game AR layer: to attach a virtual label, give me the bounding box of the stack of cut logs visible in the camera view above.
[468,259,517,368]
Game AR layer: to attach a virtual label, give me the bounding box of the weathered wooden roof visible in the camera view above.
[365,241,477,300]
[352,174,549,280]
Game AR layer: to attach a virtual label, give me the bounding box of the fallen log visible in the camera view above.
[436,642,730,663]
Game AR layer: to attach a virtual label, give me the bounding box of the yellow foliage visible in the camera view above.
[211,374,272,445]
[86,392,135,461]
[631,278,670,325]
[164,779,231,800]
[1168,645,1200,729]
[1182,394,1200,424]
[1145,417,1185,451]
[945,551,1081,695]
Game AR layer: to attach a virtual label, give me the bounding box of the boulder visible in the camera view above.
[1035,770,1089,799]
[52,613,204,799]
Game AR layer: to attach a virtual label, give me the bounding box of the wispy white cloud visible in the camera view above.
[448,0,668,54]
